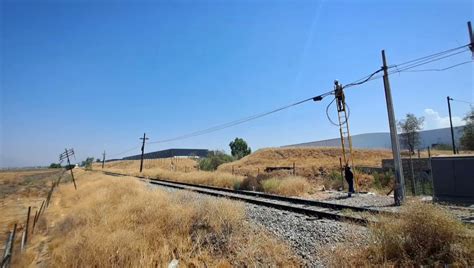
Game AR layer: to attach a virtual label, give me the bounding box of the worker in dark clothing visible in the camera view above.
[344,165,355,197]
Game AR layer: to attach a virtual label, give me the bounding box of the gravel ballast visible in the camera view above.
[149,182,368,267]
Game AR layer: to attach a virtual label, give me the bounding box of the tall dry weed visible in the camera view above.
[41,175,299,267]
[326,201,474,266]
[262,176,311,196]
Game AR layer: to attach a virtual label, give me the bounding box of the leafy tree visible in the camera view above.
[49,163,62,168]
[460,108,474,150]
[198,150,233,171]
[398,113,424,154]
[96,158,101,163]
[229,137,251,159]
[81,157,95,170]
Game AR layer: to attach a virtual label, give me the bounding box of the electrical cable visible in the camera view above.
[399,60,473,73]
[108,146,141,158]
[146,91,334,144]
[325,97,351,126]
[451,98,474,105]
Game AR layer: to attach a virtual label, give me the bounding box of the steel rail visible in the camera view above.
[102,171,385,226]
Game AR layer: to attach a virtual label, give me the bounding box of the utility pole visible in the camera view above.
[139,133,149,172]
[102,151,106,169]
[447,96,457,154]
[381,50,405,206]
[468,21,473,56]
[63,148,77,190]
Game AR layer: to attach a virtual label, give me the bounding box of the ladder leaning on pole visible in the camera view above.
[334,81,357,190]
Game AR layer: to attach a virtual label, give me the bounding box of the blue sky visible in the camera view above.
[1,0,473,167]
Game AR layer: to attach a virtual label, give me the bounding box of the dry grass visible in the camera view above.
[326,201,474,266]
[21,172,301,267]
[98,158,245,189]
[218,147,393,178]
[0,169,67,254]
[261,176,311,196]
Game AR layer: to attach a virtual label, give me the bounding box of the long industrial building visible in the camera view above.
[116,149,209,161]
[284,126,465,149]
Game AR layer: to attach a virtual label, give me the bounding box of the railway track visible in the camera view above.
[102,171,390,226]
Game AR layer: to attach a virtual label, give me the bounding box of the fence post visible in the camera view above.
[293,162,296,176]
[23,206,31,249]
[409,154,416,195]
[38,200,45,216]
[32,210,38,233]
[428,150,435,198]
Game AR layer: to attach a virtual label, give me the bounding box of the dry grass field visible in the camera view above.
[0,169,68,255]
[16,171,301,267]
[217,147,394,178]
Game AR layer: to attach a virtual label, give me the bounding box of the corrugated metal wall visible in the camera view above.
[432,156,474,204]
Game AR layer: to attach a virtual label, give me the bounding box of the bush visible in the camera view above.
[322,171,344,190]
[239,176,264,192]
[49,163,62,169]
[327,201,474,266]
[198,150,234,171]
[81,157,94,170]
[372,171,394,190]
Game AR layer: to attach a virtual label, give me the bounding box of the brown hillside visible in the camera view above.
[218,147,393,178]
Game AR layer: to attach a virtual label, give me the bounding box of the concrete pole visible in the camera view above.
[381,50,405,205]
[447,96,456,154]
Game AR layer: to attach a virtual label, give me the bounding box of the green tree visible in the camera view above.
[229,137,251,159]
[198,150,234,171]
[460,108,474,150]
[81,157,95,170]
[96,158,101,163]
[49,163,62,168]
[398,114,424,154]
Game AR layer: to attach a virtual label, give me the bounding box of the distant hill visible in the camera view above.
[285,126,465,150]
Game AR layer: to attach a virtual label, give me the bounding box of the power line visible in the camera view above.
[108,146,141,158]
[147,91,333,144]
[399,60,473,73]
[451,98,474,105]
[389,44,469,68]
[344,47,471,87]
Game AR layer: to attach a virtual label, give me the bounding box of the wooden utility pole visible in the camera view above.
[139,133,149,173]
[381,50,405,205]
[102,151,106,169]
[447,96,457,154]
[64,149,77,190]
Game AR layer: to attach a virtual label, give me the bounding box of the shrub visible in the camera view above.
[198,151,234,171]
[49,163,62,168]
[322,171,344,190]
[372,171,394,190]
[239,176,264,192]
[327,201,474,266]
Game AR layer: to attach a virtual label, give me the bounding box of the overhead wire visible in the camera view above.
[108,42,472,155]
[451,98,474,105]
[399,60,473,73]
[146,91,334,144]
[108,146,141,158]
